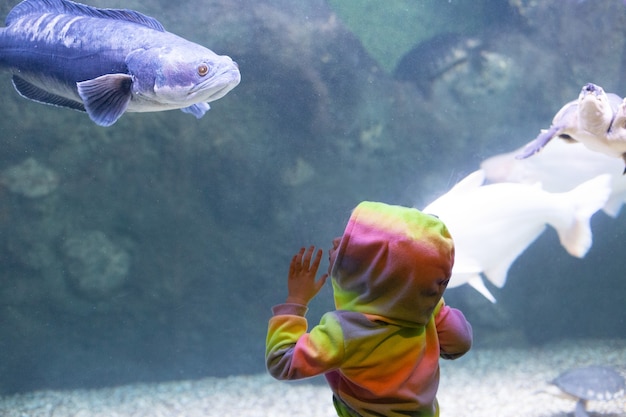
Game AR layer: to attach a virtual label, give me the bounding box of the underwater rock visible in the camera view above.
[0,157,59,198]
[281,157,315,186]
[327,0,518,73]
[508,0,626,91]
[239,3,372,136]
[62,230,131,299]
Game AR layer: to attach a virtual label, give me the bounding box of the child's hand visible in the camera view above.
[286,246,328,306]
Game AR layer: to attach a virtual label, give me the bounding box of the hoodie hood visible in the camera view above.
[331,201,454,327]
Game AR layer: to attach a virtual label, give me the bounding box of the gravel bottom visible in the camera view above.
[1,339,624,417]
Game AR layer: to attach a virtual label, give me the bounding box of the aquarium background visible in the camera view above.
[0,0,624,395]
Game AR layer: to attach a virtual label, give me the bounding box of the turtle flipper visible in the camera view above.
[574,399,589,417]
[516,124,563,159]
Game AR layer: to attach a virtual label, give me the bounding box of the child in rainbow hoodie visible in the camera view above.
[266,201,473,417]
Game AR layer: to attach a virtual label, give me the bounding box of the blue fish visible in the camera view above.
[0,0,241,126]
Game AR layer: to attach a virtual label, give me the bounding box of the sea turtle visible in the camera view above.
[551,365,625,417]
[517,83,626,171]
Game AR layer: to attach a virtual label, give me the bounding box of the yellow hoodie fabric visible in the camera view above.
[266,202,473,417]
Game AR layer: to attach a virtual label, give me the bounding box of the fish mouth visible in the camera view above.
[188,67,241,102]
[152,63,240,106]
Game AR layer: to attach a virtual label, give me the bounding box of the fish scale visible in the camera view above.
[5,10,149,52]
[21,14,85,44]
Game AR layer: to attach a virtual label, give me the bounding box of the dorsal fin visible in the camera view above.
[6,0,165,32]
[446,169,486,194]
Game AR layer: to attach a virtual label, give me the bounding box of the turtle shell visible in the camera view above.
[552,366,625,401]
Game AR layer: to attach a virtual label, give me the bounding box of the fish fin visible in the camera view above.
[467,275,497,303]
[180,102,211,119]
[482,224,546,289]
[450,259,497,302]
[556,174,612,257]
[483,255,519,288]
[423,170,486,213]
[6,0,165,32]
[447,170,486,193]
[12,75,85,111]
[77,74,132,127]
[603,193,624,218]
[450,271,497,303]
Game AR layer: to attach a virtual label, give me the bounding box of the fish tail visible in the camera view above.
[556,174,612,257]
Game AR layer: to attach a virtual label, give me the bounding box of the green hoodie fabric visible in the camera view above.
[267,202,473,417]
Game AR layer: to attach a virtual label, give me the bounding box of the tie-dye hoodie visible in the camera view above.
[266,201,473,417]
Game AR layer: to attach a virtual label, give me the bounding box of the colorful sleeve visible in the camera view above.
[266,305,345,380]
[434,298,473,360]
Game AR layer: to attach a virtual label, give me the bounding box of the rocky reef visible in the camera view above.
[0,0,624,394]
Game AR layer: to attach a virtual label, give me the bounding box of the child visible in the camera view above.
[266,201,473,417]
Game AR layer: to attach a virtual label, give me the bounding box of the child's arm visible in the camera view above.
[266,310,344,380]
[266,246,343,380]
[434,299,473,359]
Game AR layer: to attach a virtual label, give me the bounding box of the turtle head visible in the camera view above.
[578,83,613,136]
[581,83,603,96]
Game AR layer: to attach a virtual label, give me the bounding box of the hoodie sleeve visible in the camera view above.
[434,299,473,360]
[266,305,345,380]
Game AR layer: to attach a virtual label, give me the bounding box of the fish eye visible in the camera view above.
[197,64,209,76]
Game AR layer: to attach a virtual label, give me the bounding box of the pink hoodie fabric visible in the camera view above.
[266,201,473,417]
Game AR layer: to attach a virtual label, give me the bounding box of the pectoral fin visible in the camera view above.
[180,102,210,118]
[77,74,133,127]
[467,275,497,303]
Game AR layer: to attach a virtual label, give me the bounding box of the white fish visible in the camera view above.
[482,140,626,217]
[422,170,611,302]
